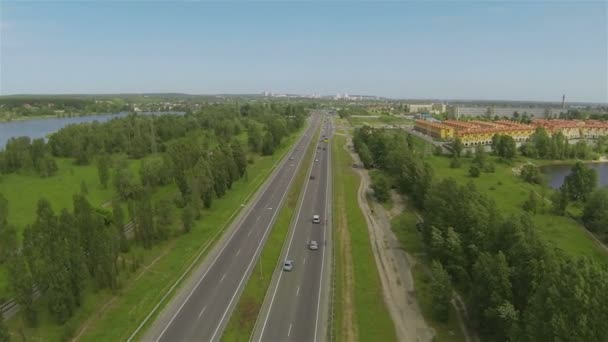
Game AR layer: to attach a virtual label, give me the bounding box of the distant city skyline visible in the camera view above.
[1,1,606,103]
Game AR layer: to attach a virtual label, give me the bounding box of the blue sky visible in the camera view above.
[1,1,606,102]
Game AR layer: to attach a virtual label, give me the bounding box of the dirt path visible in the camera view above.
[343,137,434,342]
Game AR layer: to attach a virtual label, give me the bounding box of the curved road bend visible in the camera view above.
[142,113,323,342]
[254,116,333,342]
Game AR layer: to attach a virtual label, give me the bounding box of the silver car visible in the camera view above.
[283,260,294,271]
[309,241,319,250]
[312,215,320,224]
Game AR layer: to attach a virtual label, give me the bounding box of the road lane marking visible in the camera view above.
[207,120,321,342]
[296,286,300,296]
[198,306,207,319]
[220,273,226,283]
[303,257,306,265]
[248,229,253,237]
[236,249,241,257]
[148,121,314,342]
[256,118,322,342]
[288,323,293,337]
[314,118,332,342]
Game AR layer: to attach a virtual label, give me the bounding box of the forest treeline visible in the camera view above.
[354,126,608,342]
[0,103,306,331]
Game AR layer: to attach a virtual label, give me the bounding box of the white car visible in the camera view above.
[283,260,294,271]
[312,215,320,224]
[309,240,319,250]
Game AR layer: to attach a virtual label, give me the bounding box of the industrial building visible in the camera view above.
[447,105,567,120]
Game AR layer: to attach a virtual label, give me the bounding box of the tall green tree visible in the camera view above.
[96,154,111,189]
[563,162,597,201]
[582,188,608,235]
[430,260,452,322]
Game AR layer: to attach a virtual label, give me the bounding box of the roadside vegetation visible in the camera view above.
[0,103,307,341]
[332,133,397,342]
[354,125,608,341]
[222,122,320,342]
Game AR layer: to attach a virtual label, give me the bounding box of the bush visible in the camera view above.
[449,157,461,169]
[469,165,481,178]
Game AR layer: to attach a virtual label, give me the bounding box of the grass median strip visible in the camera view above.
[221,123,320,342]
[332,134,397,342]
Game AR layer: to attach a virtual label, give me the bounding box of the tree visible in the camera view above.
[0,314,8,342]
[469,164,481,177]
[182,204,195,234]
[520,164,543,184]
[449,156,461,168]
[563,162,597,202]
[155,198,173,240]
[357,142,373,168]
[112,202,129,253]
[552,184,569,216]
[495,135,517,159]
[430,260,452,322]
[473,145,486,168]
[451,137,463,158]
[97,154,111,189]
[582,188,608,235]
[8,254,36,326]
[370,172,390,202]
[522,191,538,214]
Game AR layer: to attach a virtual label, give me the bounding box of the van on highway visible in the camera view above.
[312,215,320,224]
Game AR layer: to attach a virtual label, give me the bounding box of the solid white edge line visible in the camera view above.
[256,117,320,342]
[147,119,313,342]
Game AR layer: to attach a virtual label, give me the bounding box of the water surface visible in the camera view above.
[541,162,608,189]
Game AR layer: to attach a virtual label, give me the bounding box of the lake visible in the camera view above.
[541,162,608,189]
[0,112,182,150]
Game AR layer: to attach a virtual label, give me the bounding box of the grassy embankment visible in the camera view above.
[4,130,303,341]
[332,133,397,342]
[221,123,320,341]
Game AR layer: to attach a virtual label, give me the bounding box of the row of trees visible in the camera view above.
[0,137,58,176]
[520,128,593,160]
[355,126,608,341]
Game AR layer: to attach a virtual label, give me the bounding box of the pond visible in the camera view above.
[541,162,608,189]
[0,112,183,150]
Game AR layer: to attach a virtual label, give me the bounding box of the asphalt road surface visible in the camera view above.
[253,116,333,342]
[143,113,323,342]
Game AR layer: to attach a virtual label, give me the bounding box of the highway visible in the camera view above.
[142,113,323,342]
[253,115,333,342]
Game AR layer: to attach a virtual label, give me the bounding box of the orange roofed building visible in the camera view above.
[415,119,608,147]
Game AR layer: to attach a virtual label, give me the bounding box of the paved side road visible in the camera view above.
[252,116,333,342]
[141,114,323,342]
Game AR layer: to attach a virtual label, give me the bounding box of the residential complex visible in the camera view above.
[415,118,608,147]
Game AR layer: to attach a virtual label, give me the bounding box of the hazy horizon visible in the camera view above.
[1,1,607,103]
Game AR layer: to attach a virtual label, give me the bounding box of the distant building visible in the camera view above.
[447,105,567,120]
[415,118,608,147]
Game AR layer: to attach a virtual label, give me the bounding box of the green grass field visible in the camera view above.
[425,154,608,263]
[401,130,607,262]
[222,124,319,342]
[332,134,397,342]
[391,212,466,342]
[0,157,139,301]
[4,130,303,342]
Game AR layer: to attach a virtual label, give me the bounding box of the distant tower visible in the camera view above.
[562,94,566,109]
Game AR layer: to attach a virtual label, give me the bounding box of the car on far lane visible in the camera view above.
[312,215,320,224]
[289,156,294,160]
[315,159,319,162]
[309,240,318,250]
[283,260,294,271]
